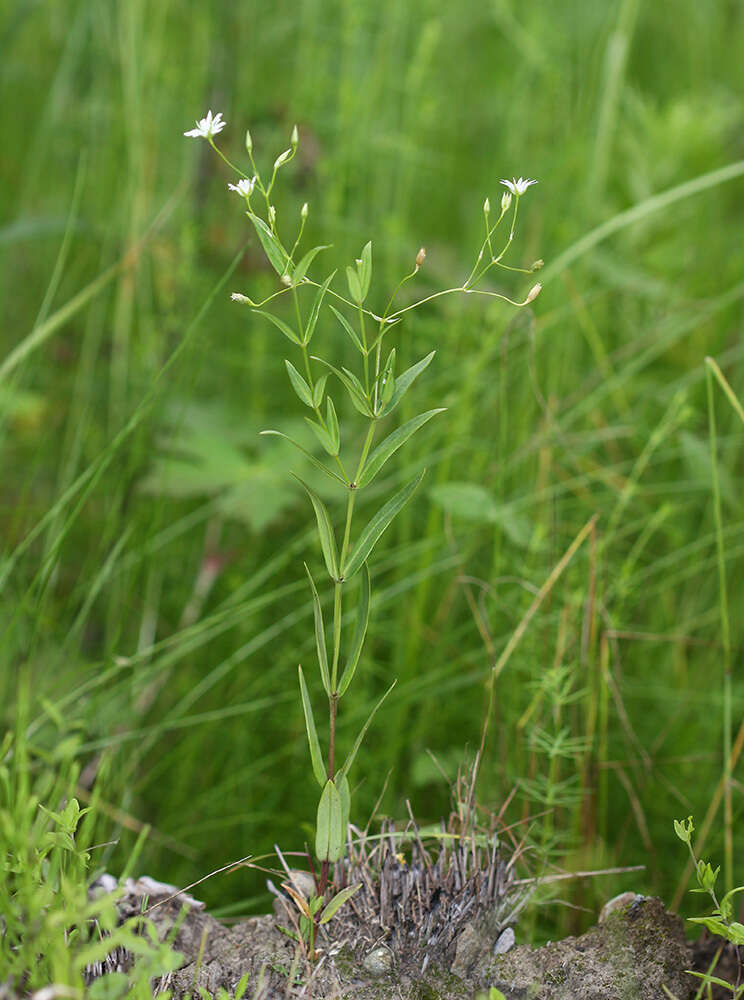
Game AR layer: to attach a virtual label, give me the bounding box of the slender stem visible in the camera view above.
[208,139,252,179]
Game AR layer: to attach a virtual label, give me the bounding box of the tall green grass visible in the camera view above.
[1,0,743,961]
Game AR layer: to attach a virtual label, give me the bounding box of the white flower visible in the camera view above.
[526,282,542,303]
[228,177,256,197]
[184,110,226,139]
[500,176,538,197]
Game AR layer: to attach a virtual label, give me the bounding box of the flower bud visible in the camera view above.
[501,190,512,212]
[301,202,309,219]
[526,282,542,304]
[415,247,426,270]
[483,197,490,216]
[531,259,544,271]
[274,148,292,169]
[281,273,292,287]
[231,293,250,303]
[268,205,276,226]
[291,124,299,150]
[245,129,253,154]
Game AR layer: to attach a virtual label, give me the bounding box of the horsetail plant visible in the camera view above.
[185,113,542,897]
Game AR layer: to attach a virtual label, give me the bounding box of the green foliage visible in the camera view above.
[672,817,744,996]
[1,0,743,960]
[0,702,181,991]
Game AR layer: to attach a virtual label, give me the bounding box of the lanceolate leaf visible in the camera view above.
[342,471,425,580]
[319,882,362,925]
[293,475,339,580]
[292,245,331,286]
[285,360,314,407]
[304,271,336,345]
[312,357,373,417]
[378,351,436,417]
[304,417,337,457]
[316,779,344,862]
[248,213,287,276]
[346,265,362,304]
[298,665,326,787]
[254,310,302,346]
[326,397,339,453]
[359,241,372,300]
[259,430,347,486]
[337,563,370,696]
[304,563,330,694]
[337,681,396,781]
[359,409,445,487]
[312,373,329,408]
[329,305,365,355]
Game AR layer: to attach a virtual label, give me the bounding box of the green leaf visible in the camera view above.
[304,418,337,457]
[293,475,339,580]
[253,310,302,346]
[318,883,362,925]
[304,564,330,694]
[285,360,314,408]
[359,241,372,300]
[316,779,345,862]
[346,265,363,304]
[312,373,329,408]
[304,271,336,345]
[248,212,287,276]
[378,351,436,417]
[292,245,331,285]
[359,409,445,487]
[326,398,339,453]
[342,471,424,580]
[298,667,326,787]
[337,563,370,696]
[312,357,373,417]
[337,681,396,781]
[259,430,347,486]
[330,305,365,355]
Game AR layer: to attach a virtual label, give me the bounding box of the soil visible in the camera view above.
[92,877,742,1000]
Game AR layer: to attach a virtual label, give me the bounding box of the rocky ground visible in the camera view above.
[89,876,741,1000]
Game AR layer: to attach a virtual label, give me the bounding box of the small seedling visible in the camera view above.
[670,816,744,997]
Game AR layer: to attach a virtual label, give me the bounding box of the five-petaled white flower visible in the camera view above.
[184,110,226,139]
[500,176,538,196]
[228,177,256,197]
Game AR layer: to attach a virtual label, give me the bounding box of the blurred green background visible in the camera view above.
[2,0,743,940]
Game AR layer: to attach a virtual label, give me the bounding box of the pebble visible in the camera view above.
[494,927,515,954]
[362,946,393,976]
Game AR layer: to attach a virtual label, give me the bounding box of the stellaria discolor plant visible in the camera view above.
[185,112,543,894]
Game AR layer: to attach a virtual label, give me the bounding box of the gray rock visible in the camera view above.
[484,897,694,1000]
